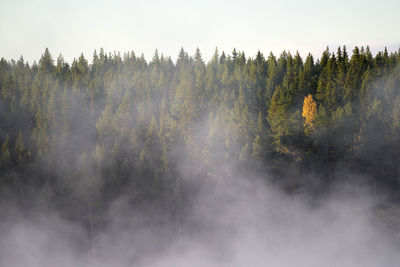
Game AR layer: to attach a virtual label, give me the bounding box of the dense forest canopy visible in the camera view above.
[0,46,400,228]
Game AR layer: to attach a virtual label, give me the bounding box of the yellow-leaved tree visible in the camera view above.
[302,94,317,135]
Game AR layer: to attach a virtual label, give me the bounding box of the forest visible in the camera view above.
[0,45,400,233]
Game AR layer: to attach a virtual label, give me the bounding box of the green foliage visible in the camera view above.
[14,131,26,166]
[1,135,11,169]
[0,46,399,216]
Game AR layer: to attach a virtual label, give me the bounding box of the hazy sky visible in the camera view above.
[1,0,399,64]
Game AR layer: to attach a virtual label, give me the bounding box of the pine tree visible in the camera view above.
[14,131,25,166]
[391,96,400,133]
[1,135,11,169]
[32,107,49,156]
[252,135,263,160]
[267,85,292,151]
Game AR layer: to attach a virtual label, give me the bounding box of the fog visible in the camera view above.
[1,135,399,267]
[1,47,400,267]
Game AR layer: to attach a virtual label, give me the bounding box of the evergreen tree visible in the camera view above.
[1,135,11,169]
[14,131,25,166]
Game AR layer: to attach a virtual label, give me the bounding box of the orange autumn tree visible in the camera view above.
[302,94,317,135]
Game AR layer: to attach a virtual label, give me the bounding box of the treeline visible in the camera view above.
[0,46,400,223]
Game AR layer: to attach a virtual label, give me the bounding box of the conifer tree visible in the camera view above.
[14,131,25,166]
[1,135,11,169]
[252,135,263,160]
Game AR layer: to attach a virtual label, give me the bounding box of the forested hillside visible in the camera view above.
[0,46,400,226]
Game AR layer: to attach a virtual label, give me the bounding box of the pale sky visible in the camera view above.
[0,0,399,64]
